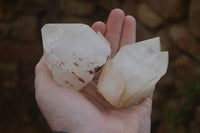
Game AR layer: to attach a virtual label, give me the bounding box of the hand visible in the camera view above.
[35,9,152,133]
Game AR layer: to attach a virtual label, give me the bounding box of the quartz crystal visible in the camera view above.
[42,24,111,91]
[97,37,168,108]
[41,23,168,109]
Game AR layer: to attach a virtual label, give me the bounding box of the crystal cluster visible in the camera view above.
[97,37,168,108]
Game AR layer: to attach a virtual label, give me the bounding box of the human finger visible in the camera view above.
[119,15,136,48]
[105,8,125,58]
[91,21,106,35]
[35,55,56,90]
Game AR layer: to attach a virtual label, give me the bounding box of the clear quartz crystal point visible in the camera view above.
[97,37,169,108]
[41,24,111,91]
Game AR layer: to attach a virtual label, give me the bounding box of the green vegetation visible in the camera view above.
[164,80,200,131]
[164,54,200,132]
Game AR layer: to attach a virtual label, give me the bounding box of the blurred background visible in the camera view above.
[0,0,200,132]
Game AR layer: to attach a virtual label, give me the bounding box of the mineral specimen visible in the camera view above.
[97,37,168,108]
[41,24,111,91]
[41,24,168,108]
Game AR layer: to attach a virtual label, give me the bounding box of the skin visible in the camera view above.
[35,9,152,133]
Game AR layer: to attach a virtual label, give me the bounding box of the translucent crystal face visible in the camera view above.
[41,24,111,90]
[97,37,168,108]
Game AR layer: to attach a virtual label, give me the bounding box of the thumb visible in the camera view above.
[35,55,57,91]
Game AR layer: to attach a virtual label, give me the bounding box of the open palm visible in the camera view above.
[35,9,152,133]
